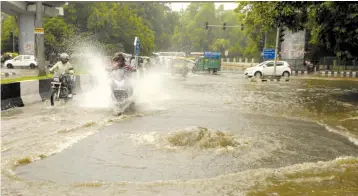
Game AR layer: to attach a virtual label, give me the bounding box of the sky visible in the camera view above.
[170,2,238,12]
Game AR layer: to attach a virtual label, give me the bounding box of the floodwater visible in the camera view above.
[1,71,358,195]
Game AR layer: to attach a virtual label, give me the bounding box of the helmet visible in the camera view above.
[112,52,125,63]
[60,53,69,63]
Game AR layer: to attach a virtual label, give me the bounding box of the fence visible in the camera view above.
[318,57,358,71]
[221,57,257,64]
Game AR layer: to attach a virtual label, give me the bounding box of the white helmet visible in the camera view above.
[60,53,69,62]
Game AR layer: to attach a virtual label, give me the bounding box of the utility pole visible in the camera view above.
[11,31,15,53]
[273,26,280,76]
[36,1,46,76]
[264,31,268,48]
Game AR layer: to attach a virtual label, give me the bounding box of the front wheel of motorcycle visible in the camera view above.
[50,88,58,106]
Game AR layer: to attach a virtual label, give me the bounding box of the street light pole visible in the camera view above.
[273,26,280,76]
[36,1,46,76]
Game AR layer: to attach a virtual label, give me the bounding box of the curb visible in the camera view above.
[291,70,309,75]
[1,72,16,77]
[319,71,358,78]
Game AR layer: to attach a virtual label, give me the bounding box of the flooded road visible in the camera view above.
[2,72,358,195]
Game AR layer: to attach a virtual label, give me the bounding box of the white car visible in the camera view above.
[4,55,38,69]
[244,61,291,78]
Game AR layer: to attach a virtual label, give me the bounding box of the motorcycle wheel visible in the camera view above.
[50,88,58,106]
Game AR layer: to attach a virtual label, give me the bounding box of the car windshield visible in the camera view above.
[256,61,269,67]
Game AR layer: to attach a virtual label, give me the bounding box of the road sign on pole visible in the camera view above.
[134,37,138,46]
[34,28,44,34]
[263,48,275,59]
[133,36,140,56]
[135,40,140,56]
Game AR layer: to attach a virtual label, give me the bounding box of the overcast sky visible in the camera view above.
[170,2,238,12]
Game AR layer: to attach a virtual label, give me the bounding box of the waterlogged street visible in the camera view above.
[2,71,358,195]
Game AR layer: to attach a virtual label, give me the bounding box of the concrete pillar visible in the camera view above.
[18,14,35,55]
[251,58,255,63]
[239,58,242,62]
[245,58,248,63]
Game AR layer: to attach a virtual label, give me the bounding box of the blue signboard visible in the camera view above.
[135,40,140,56]
[204,52,221,59]
[263,48,275,59]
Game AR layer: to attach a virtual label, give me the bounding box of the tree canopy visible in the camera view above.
[2,2,357,61]
[236,1,358,60]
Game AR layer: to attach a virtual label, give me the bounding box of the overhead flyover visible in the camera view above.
[1,1,65,55]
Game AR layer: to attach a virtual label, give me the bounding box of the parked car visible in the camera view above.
[4,55,37,69]
[244,61,291,78]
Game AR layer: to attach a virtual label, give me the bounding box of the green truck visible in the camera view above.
[192,52,221,74]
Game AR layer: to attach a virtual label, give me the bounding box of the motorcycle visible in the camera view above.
[49,72,75,106]
[107,68,136,115]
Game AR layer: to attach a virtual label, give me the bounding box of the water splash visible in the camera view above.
[64,38,115,109]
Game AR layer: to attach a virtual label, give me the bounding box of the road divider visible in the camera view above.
[1,74,93,110]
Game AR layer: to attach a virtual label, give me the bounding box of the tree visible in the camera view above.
[308,2,358,60]
[43,17,75,60]
[63,2,156,56]
[1,14,18,53]
[171,2,248,55]
[235,1,358,60]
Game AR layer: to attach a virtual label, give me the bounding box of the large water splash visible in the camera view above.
[65,38,113,109]
[65,37,176,111]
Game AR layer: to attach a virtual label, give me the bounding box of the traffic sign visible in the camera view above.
[263,48,275,59]
[134,37,138,46]
[34,28,44,34]
[134,37,140,55]
[135,40,140,56]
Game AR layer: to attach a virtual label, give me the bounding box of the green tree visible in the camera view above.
[63,2,156,55]
[43,17,75,60]
[1,14,18,53]
[235,1,358,60]
[171,3,248,57]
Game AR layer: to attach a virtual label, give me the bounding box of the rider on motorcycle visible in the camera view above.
[110,52,134,74]
[108,52,135,96]
[49,53,76,97]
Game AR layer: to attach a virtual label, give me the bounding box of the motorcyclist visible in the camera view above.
[110,52,134,73]
[108,52,135,98]
[49,53,76,97]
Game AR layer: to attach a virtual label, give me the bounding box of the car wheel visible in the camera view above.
[282,71,290,77]
[254,71,262,78]
[282,71,290,81]
[7,64,13,69]
[30,64,36,69]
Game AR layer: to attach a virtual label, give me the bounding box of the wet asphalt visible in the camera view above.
[14,72,358,184]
